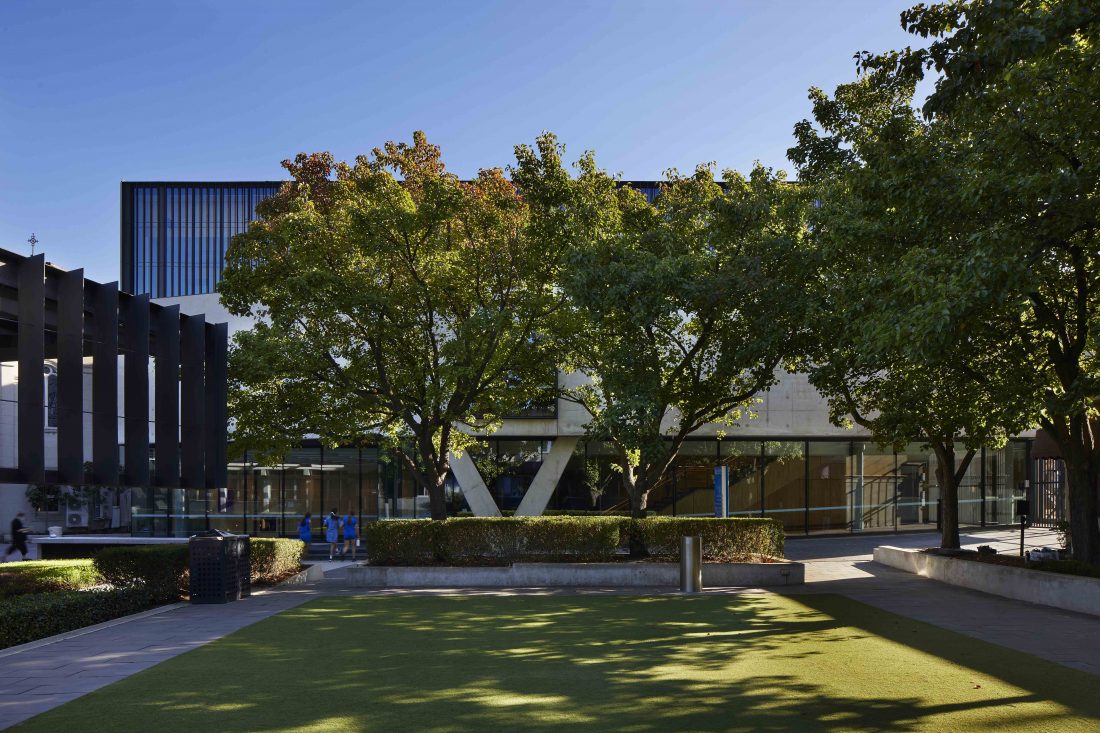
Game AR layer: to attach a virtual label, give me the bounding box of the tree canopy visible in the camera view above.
[219,132,562,519]
[513,134,812,520]
[791,0,1100,559]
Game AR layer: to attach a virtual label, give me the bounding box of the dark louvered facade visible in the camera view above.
[121,182,281,298]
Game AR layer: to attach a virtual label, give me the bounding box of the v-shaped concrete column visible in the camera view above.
[449,437,581,517]
[515,437,581,516]
[448,450,502,517]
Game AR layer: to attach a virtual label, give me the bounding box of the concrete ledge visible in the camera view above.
[874,546,1100,617]
[345,560,804,588]
[280,563,325,585]
[33,535,189,544]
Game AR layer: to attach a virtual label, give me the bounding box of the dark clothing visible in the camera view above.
[6,518,27,557]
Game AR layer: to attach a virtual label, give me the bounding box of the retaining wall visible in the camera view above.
[345,560,804,588]
[874,546,1100,617]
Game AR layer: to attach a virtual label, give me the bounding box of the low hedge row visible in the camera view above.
[250,538,307,583]
[455,510,636,518]
[93,538,306,600]
[0,559,101,599]
[636,517,784,562]
[95,545,190,602]
[438,517,625,565]
[364,517,783,566]
[0,587,156,650]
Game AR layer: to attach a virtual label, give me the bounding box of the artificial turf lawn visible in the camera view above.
[9,593,1100,733]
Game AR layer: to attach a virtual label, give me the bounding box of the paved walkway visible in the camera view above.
[0,583,331,728]
[782,527,1100,678]
[0,531,1096,730]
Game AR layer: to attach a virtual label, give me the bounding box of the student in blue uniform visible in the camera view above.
[323,509,342,561]
[298,513,312,547]
[342,510,358,561]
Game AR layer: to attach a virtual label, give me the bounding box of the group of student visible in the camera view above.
[298,509,359,561]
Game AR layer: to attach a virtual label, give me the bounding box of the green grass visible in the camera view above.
[9,593,1100,733]
[0,559,99,598]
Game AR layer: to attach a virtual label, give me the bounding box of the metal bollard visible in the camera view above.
[680,535,702,593]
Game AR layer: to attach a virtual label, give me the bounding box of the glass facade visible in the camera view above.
[127,437,1037,537]
[122,182,282,297]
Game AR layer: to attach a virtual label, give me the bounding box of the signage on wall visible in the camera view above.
[713,465,728,518]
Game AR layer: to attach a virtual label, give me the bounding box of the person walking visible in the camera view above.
[342,510,359,561]
[3,512,30,561]
[323,509,342,561]
[298,512,312,550]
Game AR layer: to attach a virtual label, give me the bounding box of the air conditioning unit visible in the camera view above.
[65,507,89,528]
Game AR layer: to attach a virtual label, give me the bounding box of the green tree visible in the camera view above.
[219,132,562,520]
[854,0,1100,563]
[789,64,1040,548]
[513,135,811,524]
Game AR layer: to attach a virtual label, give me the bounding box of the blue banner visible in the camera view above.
[714,465,728,517]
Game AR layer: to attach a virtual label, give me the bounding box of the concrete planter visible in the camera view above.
[345,560,804,588]
[874,546,1100,617]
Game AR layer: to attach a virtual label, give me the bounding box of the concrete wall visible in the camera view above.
[345,559,805,588]
[874,545,1100,618]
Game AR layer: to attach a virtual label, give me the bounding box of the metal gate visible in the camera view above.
[1032,458,1066,528]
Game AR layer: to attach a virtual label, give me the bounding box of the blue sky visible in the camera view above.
[1,1,918,283]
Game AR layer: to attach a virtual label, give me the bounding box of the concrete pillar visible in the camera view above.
[448,451,501,517]
[515,437,580,516]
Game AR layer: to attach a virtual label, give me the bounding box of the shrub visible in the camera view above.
[436,517,626,565]
[250,538,306,583]
[634,517,784,561]
[0,559,100,598]
[366,516,783,566]
[1029,559,1100,580]
[94,545,190,602]
[364,520,441,566]
[0,587,155,650]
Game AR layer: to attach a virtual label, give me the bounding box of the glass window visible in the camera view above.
[807,441,848,533]
[722,441,761,518]
[762,441,805,532]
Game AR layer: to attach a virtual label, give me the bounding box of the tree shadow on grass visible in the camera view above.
[9,593,1099,733]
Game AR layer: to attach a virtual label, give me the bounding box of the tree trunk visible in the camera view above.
[932,441,961,550]
[621,463,649,557]
[401,438,451,521]
[427,473,449,521]
[1059,417,1100,565]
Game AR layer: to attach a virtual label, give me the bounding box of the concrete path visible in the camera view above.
[0,582,327,729]
[783,526,1100,678]
[0,529,1096,730]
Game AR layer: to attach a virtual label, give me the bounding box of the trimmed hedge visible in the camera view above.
[250,538,307,583]
[455,509,637,518]
[0,539,306,651]
[93,539,306,600]
[95,545,190,602]
[635,517,784,562]
[0,559,101,599]
[365,516,783,566]
[435,517,625,565]
[363,519,440,566]
[0,587,155,650]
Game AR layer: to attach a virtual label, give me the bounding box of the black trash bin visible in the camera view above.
[189,530,251,604]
